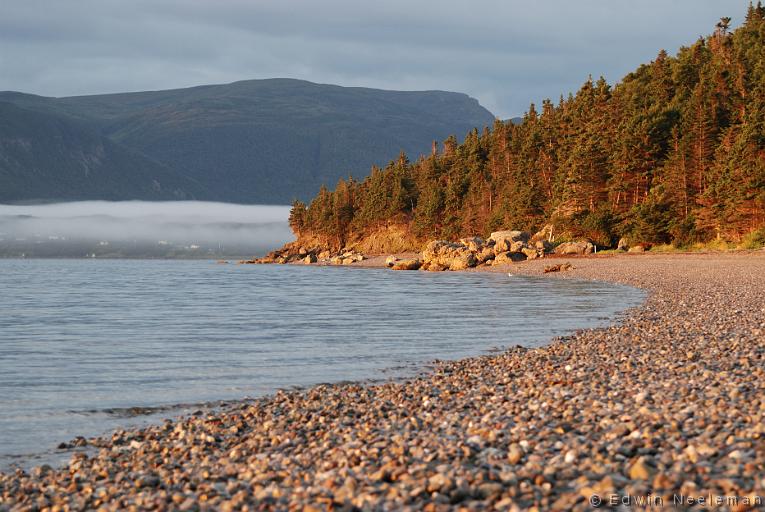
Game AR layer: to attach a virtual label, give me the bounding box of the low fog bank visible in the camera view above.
[0,201,294,259]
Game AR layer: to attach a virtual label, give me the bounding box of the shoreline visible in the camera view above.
[2,252,765,510]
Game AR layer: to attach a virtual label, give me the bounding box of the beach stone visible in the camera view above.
[427,474,452,493]
[628,457,654,480]
[135,474,160,488]
[508,443,524,464]
[303,254,317,264]
[4,253,765,512]
[385,255,399,267]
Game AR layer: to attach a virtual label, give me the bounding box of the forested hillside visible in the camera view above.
[291,9,765,250]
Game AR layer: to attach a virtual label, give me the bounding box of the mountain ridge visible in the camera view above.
[0,79,495,204]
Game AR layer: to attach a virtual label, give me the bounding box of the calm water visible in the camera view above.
[0,259,644,468]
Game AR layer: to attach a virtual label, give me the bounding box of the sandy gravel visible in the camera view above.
[2,252,765,511]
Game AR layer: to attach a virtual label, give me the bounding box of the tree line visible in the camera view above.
[290,7,765,249]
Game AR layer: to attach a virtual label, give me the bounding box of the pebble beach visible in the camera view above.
[2,252,765,511]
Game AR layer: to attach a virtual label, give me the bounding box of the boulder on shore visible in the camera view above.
[494,251,527,265]
[385,255,399,267]
[476,247,496,264]
[459,236,485,252]
[421,240,478,271]
[531,224,554,243]
[489,230,531,253]
[554,241,595,255]
[302,254,317,264]
[391,259,422,271]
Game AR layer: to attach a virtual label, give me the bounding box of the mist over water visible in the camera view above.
[0,201,293,258]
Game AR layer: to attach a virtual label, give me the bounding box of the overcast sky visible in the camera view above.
[0,1,751,118]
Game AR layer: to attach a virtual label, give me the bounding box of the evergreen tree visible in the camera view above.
[291,14,765,248]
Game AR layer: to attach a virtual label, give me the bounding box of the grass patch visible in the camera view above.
[738,228,765,250]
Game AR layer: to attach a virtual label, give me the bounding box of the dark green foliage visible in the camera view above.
[289,200,308,236]
[0,79,494,204]
[294,11,765,247]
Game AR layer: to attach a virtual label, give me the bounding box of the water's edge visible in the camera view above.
[0,262,646,471]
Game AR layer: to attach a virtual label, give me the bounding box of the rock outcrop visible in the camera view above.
[244,241,366,266]
[415,229,549,272]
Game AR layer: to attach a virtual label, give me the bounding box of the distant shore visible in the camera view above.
[2,252,765,510]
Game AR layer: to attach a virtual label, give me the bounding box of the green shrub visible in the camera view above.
[739,228,765,250]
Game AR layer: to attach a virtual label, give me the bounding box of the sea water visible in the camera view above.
[0,259,644,468]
